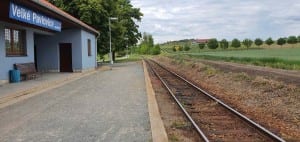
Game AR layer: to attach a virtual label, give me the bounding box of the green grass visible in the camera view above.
[166,47,300,70]
[187,47,300,61]
[97,53,144,63]
[114,54,143,63]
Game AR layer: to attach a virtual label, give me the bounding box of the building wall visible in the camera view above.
[0,24,97,82]
[0,24,34,82]
[35,29,82,72]
[81,30,96,70]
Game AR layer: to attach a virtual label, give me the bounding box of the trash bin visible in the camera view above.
[9,69,20,83]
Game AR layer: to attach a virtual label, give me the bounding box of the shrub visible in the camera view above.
[198,43,205,49]
[287,36,298,45]
[139,44,149,54]
[172,46,176,52]
[184,44,190,51]
[277,37,286,47]
[178,46,183,51]
[207,38,218,49]
[150,45,161,55]
[231,38,241,48]
[254,38,263,47]
[242,38,253,49]
[265,37,274,47]
[220,39,229,49]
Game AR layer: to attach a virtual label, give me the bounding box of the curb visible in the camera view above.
[0,66,110,109]
[143,60,168,142]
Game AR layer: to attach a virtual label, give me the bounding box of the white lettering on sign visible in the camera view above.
[9,2,61,31]
[33,12,55,27]
[11,3,31,21]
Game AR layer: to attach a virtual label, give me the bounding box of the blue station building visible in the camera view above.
[0,0,99,84]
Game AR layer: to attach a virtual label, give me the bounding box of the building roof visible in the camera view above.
[194,39,210,43]
[31,0,99,35]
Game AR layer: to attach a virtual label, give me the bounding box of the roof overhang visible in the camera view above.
[0,0,99,35]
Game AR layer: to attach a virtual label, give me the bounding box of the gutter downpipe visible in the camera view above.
[96,33,100,68]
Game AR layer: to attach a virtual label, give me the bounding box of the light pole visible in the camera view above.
[109,17,118,64]
[124,37,129,58]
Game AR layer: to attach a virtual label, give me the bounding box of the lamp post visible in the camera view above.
[124,37,129,58]
[109,17,118,64]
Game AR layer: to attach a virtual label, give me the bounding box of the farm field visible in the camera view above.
[162,45,300,70]
[186,47,300,61]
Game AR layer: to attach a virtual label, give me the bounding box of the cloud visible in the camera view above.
[132,0,300,43]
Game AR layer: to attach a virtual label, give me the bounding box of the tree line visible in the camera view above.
[199,35,300,50]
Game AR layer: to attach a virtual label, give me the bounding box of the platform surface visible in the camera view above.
[0,62,151,142]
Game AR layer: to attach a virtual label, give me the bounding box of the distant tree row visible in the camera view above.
[137,32,161,55]
[172,44,191,52]
[199,35,300,50]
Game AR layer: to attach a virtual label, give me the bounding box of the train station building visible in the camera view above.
[0,0,99,84]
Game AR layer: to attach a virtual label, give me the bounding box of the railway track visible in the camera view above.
[145,59,285,142]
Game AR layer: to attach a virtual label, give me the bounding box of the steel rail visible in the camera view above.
[145,59,210,142]
[147,59,286,142]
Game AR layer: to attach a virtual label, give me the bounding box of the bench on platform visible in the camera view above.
[14,63,38,80]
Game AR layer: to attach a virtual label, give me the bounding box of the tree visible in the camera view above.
[184,44,190,51]
[138,32,155,54]
[265,37,274,47]
[297,35,300,43]
[277,38,286,47]
[198,43,205,49]
[139,44,149,54]
[242,38,253,49]
[287,36,298,47]
[219,39,229,49]
[207,38,218,49]
[231,38,241,48]
[150,44,161,55]
[140,32,154,48]
[48,0,143,61]
[254,38,263,47]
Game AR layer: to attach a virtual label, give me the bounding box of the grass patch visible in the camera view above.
[203,66,218,77]
[234,72,252,81]
[163,47,300,70]
[171,121,190,129]
[114,54,143,63]
[186,54,300,70]
[169,134,179,142]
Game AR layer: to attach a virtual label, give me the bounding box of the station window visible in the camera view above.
[5,28,26,56]
[87,39,92,56]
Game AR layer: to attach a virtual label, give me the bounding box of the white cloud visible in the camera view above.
[132,0,300,43]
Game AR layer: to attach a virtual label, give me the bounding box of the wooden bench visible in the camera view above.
[14,63,38,80]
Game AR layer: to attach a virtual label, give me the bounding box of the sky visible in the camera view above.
[131,0,300,43]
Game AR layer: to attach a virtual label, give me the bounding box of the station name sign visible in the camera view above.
[9,2,62,32]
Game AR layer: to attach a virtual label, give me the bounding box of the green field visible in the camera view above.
[163,46,300,70]
[186,48,300,61]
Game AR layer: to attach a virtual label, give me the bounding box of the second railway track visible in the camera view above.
[145,59,285,142]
